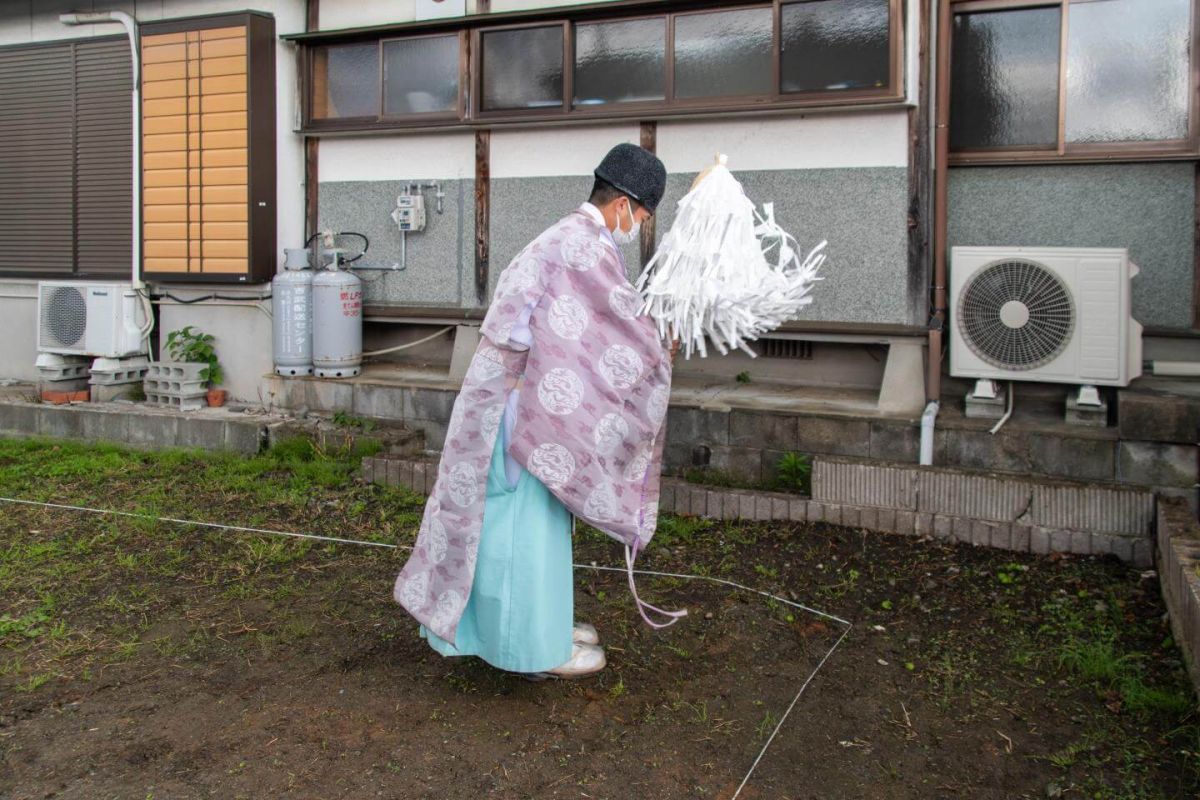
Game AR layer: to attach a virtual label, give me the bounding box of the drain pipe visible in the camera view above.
[928,0,951,406]
[59,10,152,343]
[919,400,939,465]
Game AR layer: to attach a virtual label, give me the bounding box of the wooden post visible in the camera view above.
[639,120,657,270]
[475,130,490,304]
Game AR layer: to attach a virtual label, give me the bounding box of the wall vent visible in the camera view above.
[755,339,813,360]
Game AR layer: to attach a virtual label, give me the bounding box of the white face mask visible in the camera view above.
[611,198,641,245]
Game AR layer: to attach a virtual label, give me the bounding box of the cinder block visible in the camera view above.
[362,457,376,484]
[868,421,919,462]
[932,514,952,542]
[657,481,675,513]
[425,461,438,494]
[177,417,226,450]
[79,407,128,443]
[1133,538,1153,569]
[667,406,731,447]
[398,460,413,491]
[895,509,916,536]
[380,458,398,488]
[1010,524,1031,553]
[824,504,843,526]
[915,512,933,538]
[841,506,860,528]
[730,411,797,450]
[771,496,790,521]
[754,495,773,521]
[722,491,741,520]
[1107,534,1135,563]
[1117,441,1197,489]
[807,502,825,523]
[859,506,878,531]
[739,493,756,521]
[412,461,427,494]
[37,405,84,440]
[128,413,179,448]
[795,416,870,457]
[1049,528,1072,555]
[788,499,808,523]
[970,520,992,547]
[0,403,38,436]
[1031,527,1052,555]
[951,516,974,545]
[876,508,897,534]
[1069,529,1092,555]
[225,421,264,454]
[989,523,1013,551]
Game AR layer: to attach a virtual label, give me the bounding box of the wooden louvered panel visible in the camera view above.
[142,23,253,278]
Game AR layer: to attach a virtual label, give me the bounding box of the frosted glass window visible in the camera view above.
[781,0,890,93]
[674,7,773,99]
[1065,0,1191,144]
[312,42,379,119]
[481,26,564,112]
[949,8,1061,149]
[383,35,459,116]
[574,18,666,106]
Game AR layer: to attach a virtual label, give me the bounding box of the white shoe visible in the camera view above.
[545,642,606,679]
[572,622,599,646]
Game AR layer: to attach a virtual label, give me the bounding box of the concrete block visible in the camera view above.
[739,492,756,521]
[989,523,1013,551]
[406,388,457,424]
[877,339,927,416]
[771,496,790,521]
[951,516,974,545]
[868,421,920,462]
[1117,390,1200,444]
[1050,528,1073,555]
[90,383,141,403]
[970,520,992,547]
[362,457,376,484]
[859,506,878,531]
[789,499,808,523]
[813,458,916,510]
[352,383,405,420]
[178,417,226,450]
[667,406,731,446]
[395,459,409,489]
[730,411,797,450]
[1031,526,1052,555]
[842,505,861,528]
[754,494,773,521]
[425,461,438,494]
[895,509,916,536]
[37,405,84,440]
[915,512,933,538]
[657,481,676,514]
[932,514,952,542]
[940,428,1031,474]
[225,420,264,454]
[413,419,449,451]
[0,403,38,436]
[1064,394,1109,428]
[710,445,763,482]
[722,491,742,520]
[128,414,179,448]
[1107,534,1135,563]
[795,416,871,458]
[306,378,354,414]
[1031,483,1154,537]
[964,390,1006,419]
[876,508,897,534]
[807,502,825,523]
[1117,441,1197,489]
[1133,538,1153,569]
[79,407,128,443]
[447,326,481,384]
[1011,524,1031,553]
[917,469,1028,521]
[1028,435,1115,482]
[824,504,843,526]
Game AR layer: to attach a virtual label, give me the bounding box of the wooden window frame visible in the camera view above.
[947,0,1200,165]
[379,30,468,123]
[297,0,905,134]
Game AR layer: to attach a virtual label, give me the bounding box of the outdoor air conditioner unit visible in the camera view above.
[949,247,1142,388]
[36,281,147,358]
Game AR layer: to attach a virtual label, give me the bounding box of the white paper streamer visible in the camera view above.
[636,156,826,359]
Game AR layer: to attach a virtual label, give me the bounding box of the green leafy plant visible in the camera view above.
[735,370,752,384]
[165,325,223,387]
[772,451,812,494]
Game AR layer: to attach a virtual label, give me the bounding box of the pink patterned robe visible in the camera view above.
[393,209,678,644]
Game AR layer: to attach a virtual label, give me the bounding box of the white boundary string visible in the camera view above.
[0,495,852,799]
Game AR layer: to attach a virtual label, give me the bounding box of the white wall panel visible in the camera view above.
[491,124,639,179]
[319,133,476,182]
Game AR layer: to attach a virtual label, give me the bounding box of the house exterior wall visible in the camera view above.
[0,0,305,401]
[947,163,1195,331]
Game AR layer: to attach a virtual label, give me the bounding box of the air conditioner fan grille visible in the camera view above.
[956,258,1075,370]
[41,286,88,349]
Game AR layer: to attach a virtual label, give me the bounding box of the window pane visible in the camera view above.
[312,42,379,119]
[950,8,1061,149]
[481,26,564,111]
[383,35,459,116]
[1065,0,1190,144]
[781,0,890,93]
[674,7,773,99]
[574,18,666,106]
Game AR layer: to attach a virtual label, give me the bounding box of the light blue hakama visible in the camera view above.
[418,409,574,674]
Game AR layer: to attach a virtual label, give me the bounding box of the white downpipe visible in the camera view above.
[989,382,1014,435]
[1152,361,1200,377]
[919,400,939,466]
[59,11,153,342]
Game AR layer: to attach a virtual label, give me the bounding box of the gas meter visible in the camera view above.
[391,193,426,232]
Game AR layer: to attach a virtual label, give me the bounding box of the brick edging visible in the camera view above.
[363,456,1152,567]
[1155,497,1200,700]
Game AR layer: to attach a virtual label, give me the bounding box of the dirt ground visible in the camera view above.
[1,437,1197,799]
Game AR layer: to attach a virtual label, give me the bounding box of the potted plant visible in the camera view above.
[164,325,226,407]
